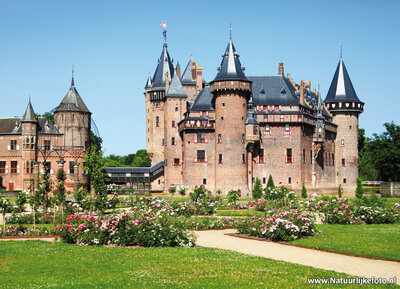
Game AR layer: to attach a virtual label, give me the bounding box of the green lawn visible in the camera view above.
[289,224,400,261]
[216,209,264,217]
[0,241,397,288]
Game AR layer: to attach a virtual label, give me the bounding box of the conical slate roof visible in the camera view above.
[145,75,152,89]
[181,58,196,84]
[246,95,258,125]
[325,58,362,103]
[190,86,215,111]
[151,44,174,87]
[55,78,91,113]
[212,38,247,82]
[166,69,187,98]
[21,100,38,123]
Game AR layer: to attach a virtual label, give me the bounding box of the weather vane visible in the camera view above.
[160,21,167,44]
[339,43,343,59]
[229,21,232,39]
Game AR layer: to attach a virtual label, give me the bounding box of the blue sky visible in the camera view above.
[1,0,399,155]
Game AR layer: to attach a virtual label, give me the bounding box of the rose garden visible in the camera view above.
[1,169,399,288]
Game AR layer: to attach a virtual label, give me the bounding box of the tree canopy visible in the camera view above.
[103,149,151,168]
[359,122,400,181]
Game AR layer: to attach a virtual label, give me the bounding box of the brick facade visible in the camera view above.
[146,38,363,196]
[0,79,91,192]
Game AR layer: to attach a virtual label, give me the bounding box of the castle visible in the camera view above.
[0,77,91,192]
[145,35,364,195]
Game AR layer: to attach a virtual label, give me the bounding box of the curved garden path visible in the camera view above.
[195,229,400,285]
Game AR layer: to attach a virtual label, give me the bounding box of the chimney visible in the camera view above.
[196,66,203,91]
[176,65,181,80]
[278,62,284,75]
[165,71,169,93]
[287,73,296,90]
[305,81,311,90]
[300,80,305,104]
[191,60,196,80]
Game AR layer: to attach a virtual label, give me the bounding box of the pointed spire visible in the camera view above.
[145,74,152,88]
[21,99,38,123]
[181,57,196,84]
[71,65,75,87]
[166,68,187,98]
[246,94,258,125]
[325,56,362,104]
[55,77,91,113]
[212,36,247,82]
[151,43,174,87]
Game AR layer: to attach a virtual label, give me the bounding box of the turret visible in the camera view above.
[54,76,91,150]
[209,36,252,194]
[21,100,38,191]
[325,56,364,194]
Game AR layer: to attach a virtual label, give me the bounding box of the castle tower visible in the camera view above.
[54,77,91,150]
[164,69,187,189]
[209,37,252,193]
[145,43,174,170]
[325,56,364,193]
[21,100,38,191]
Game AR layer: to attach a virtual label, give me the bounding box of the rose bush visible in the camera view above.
[54,211,196,247]
[236,209,316,242]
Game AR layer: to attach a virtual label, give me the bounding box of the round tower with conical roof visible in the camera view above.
[54,77,91,150]
[209,37,252,194]
[324,57,364,194]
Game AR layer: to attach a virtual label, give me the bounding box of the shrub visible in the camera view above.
[355,178,364,198]
[252,178,262,199]
[54,212,196,247]
[169,187,176,196]
[301,182,307,199]
[15,192,27,213]
[178,187,186,196]
[227,189,241,208]
[237,210,316,242]
[338,185,342,198]
[267,175,275,189]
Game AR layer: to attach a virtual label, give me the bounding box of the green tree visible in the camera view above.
[355,177,364,198]
[15,192,27,213]
[252,178,262,199]
[90,131,103,151]
[267,175,275,189]
[84,144,108,213]
[360,122,400,181]
[84,144,107,196]
[301,182,307,199]
[338,184,342,198]
[227,189,241,209]
[39,171,52,211]
[53,169,67,222]
[36,112,54,124]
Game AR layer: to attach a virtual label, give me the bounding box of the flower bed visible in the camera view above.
[310,197,400,225]
[2,225,53,237]
[186,216,241,230]
[236,210,316,242]
[53,212,195,247]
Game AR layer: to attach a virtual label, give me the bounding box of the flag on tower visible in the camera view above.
[160,21,166,28]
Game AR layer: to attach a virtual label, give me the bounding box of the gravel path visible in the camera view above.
[195,229,400,285]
